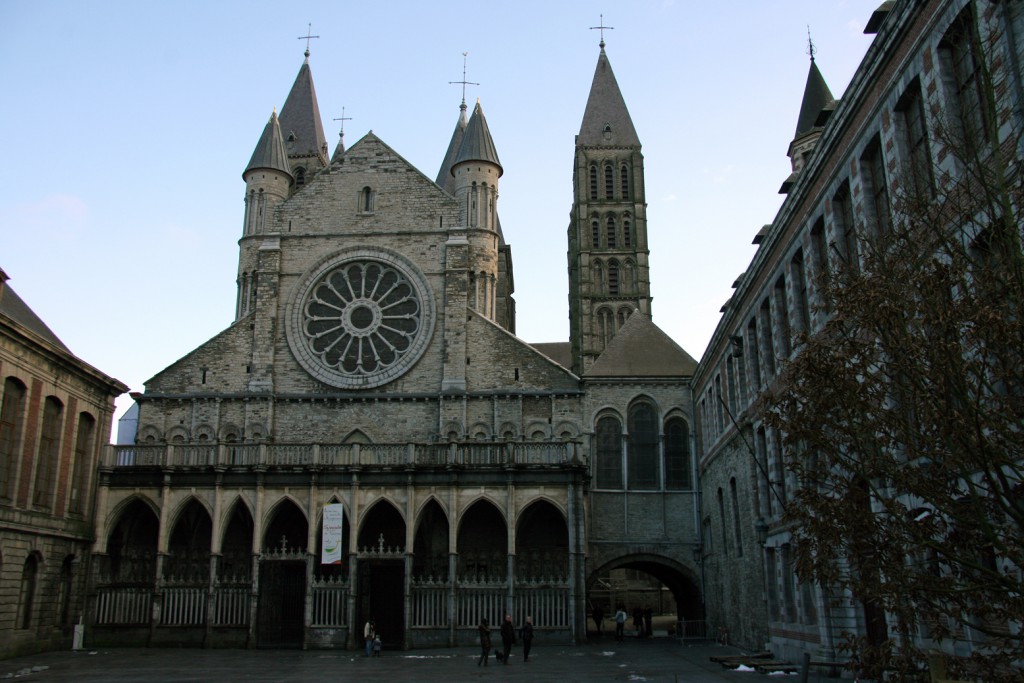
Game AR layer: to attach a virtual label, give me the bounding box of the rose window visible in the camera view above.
[287,251,434,388]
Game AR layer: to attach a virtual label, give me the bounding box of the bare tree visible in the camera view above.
[760,12,1024,681]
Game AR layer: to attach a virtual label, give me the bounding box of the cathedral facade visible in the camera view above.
[89,42,699,650]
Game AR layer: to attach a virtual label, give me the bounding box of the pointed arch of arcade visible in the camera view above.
[412,497,450,579]
[515,499,568,581]
[358,499,406,552]
[261,497,308,555]
[456,498,507,580]
[165,497,213,582]
[219,497,254,581]
[587,554,702,624]
[103,496,160,583]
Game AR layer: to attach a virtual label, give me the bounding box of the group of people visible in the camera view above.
[363,619,382,656]
[594,604,655,641]
[477,614,534,666]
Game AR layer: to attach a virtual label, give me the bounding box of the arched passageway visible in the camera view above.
[586,555,702,640]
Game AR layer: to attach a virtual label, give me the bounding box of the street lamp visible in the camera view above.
[755,517,769,546]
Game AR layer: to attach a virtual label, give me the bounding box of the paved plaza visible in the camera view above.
[0,637,834,683]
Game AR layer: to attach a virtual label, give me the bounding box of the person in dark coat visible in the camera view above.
[632,607,643,637]
[477,618,491,666]
[592,605,604,636]
[643,607,653,638]
[520,615,534,662]
[500,613,516,664]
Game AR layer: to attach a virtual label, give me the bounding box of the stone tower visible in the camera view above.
[567,40,651,376]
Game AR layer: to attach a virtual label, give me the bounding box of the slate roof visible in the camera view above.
[794,59,835,138]
[244,111,293,178]
[585,312,697,377]
[454,101,502,174]
[279,58,328,163]
[530,342,572,370]
[578,46,640,147]
[436,103,468,193]
[0,272,68,351]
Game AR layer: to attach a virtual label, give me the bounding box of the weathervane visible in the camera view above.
[590,14,614,48]
[298,23,320,59]
[807,25,816,62]
[449,52,479,109]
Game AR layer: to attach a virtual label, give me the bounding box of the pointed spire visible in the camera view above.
[331,108,351,164]
[794,51,835,138]
[244,110,293,179]
[436,102,469,191]
[578,45,640,147]
[454,100,502,175]
[279,55,329,166]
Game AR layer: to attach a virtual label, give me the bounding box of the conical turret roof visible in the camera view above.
[278,56,328,163]
[454,101,502,175]
[794,58,835,138]
[244,110,293,179]
[578,45,640,147]
[436,102,469,192]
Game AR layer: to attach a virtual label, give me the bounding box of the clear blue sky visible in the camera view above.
[0,1,881,431]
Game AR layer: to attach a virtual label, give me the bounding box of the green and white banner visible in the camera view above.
[322,504,344,564]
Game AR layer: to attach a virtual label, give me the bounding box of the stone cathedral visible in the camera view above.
[91,40,699,649]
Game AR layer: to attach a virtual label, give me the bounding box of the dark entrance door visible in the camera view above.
[359,560,404,648]
[257,560,306,648]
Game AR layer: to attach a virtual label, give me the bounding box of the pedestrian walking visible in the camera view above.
[632,607,643,637]
[477,617,491,666]
[520,615,534,662]
[614,605,627,642]
[500,613,517,664]
[643,607,653,638]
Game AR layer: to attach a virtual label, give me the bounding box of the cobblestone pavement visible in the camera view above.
[0,638,795,683]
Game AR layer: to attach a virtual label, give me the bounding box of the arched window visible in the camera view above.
[623,261,635,294]
[295,167,306,186]
[19,554,38,629]
[595,415,623,489]
[617,307,630,329]
[589,165,598,200]
[33,397,63,510]
[621,163,630,199]
[0,377,26,502]
[627,402,659,489]
[592,260,604,295]
[608,260,620,295]
[69,413,95,514]
[623,214,632,247]
[360,186,375,213]
[606,216,617,248]
[664,417,690,489]
[604,164,614,198]
[591,219,600,248]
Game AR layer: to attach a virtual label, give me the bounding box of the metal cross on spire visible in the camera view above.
[590,14,614,48]
[333,107,352,140]
[807,25,816,62]
[448,52,479,109]
[298,23,319,59]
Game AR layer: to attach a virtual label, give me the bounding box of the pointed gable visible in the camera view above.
[244,111,293,178]
[586,313,697,377]
[436,103,469,192]
[578,47,640,147]
[278,58,328,164]
[454,101,502,173]
[0,272,69,351]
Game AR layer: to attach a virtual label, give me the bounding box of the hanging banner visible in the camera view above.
[321,504,344,565]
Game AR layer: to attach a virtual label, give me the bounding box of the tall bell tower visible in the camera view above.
[567,37,651,376]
